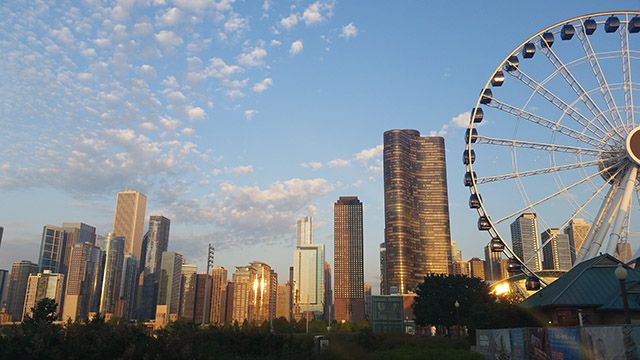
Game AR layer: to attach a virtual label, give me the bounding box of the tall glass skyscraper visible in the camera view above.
[333,196,365,322]
[99,233,125,315]
[138,215,170,320]
[510,213,542,272]
[383,130,453,294]
[38,225,68,274]
[6,260,38,321]
[541,228,573,271]
[113,190,147,261]
[62,242,103,322]
[293,216,324,315]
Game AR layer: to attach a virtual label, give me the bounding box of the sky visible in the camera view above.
[1,0,639,293]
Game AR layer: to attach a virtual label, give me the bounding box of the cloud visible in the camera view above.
[181,127,195,136]
[173,0,233,12]
[158,7,182,25]
[185,106,206,120]
[301,162,323,170]
[155,30,183,46]
[340,22,358,39]
[214,165,254,176]
[226,89,245,99]
[238,47,267,67]
[289,40,303,55]
[224,13,249,34]
[204,57,243,78]
[430,111,471,136]
[270,39,281,46]
[280,13,300,29]
[302,1,334,25]
[327,159,350,168]
[355,144,383,162]
[244,109,257,120]
[252,78,273,93]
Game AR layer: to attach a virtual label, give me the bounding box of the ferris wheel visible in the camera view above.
[465,11,640,291]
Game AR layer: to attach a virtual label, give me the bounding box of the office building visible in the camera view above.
[230,265,254,323]
[275,283,291,319]
[564,218,590,264]
[120,255,138,319]
[324,261,333,322]
[542,228,573,271]
[61,223,96,277]
[113,190,147,261]
[248,261,276,323]
[510,213,542,272]
[296,216,312,246]
[452,260,470,276]
[383,130,453,294]
[157,251,183,316]
[6,260,38,321]
[0,269,8,308]
[23,270,64,320]
[194,273,212,324]
[138,215,171,321]
[364,283,372,321]
[334,196,365,322]
[62,242,103,322]
[99,233,125,315]
[179,264,198,320]
[484,243,502,281]
[38,225,68,274]
[210,266,228,325]
[469,258,485,280]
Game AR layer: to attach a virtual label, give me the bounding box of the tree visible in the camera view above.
[25,297,58,324]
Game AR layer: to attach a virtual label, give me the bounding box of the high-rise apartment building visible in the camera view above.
[62,242,103,322]
[293,216,324,315]
[138,215,171,321]
[158,251,183,316]
[210,266,228,325]
[383,130,452,294]
[120,255,138,319]
[469,258,485,280]
[541,228,573,271]
[179,264,198,320]
[333,196,365,322]
[99,233,125,315]
[194,273,212,324]
[113,190,147,261]
[5,260,38,321]
[230,265,255,323]
[275,283,291,319]
[510,213,542,272]
[23,270,64,320]
[61,223,96,278]
[296,216,312,246]
[484,243,502,281]
[563,218,590,264]
[452,260,470,277]
[248,261,276,323]
[38,225,68,274]
[323,261,333,322]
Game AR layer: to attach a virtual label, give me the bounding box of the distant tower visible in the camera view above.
[138,215,170,321]
[38,225,68,274]
[510,213,542,272]
[113,190,147,261]
[231,265,256,323]
[296,216,312,246]
[293,216,324,316]
[99,233,125,315]
[62,242,103,322]
[179,264,198,320]
[61,223,97,278]
[484,243,502,281]
[119,255,138,319]
[157,252,184,316]
[333,196,365,322]
[209,266,228,325]
[468,258,485,280]
[563,219,590,264]
[541,228,573,271]
[383,130,453,294]
[6,260,38,321]
[323,262,332,322]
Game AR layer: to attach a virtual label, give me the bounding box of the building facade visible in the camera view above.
[62,242,103,322]
[563,218,590,264]
[6,260,38,321]
[179,264,198,320]
[323,261,333,322]
[113,190,147,261]
[541,228,573,271]
[138,215,171,321]
[61,223,96,280]
[99,233,125,315]
[469,258,485,280]
[383,130,452,294]
[38,225,68,274]
[275,283,291,319]
[334,196,365,322]
[293,218,324,316]
[210,266,228,325]
[158,251,184,316]
[484,243,502,281]
[296,216,312,246]
[23,270,64,320]
[510,213,542,272]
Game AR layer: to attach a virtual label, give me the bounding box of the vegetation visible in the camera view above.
[0,299,482,360]
[413,274,541,339]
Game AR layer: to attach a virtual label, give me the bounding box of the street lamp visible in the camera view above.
[615,263,631,325]
[454,300,460,336]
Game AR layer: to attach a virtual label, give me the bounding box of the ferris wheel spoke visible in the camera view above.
[575,28,626,130]
[523,164,625,267]
[621,16,636,129]
[493,159,625,225]
[476,159,605,184]
[487,98,608,148]
[539,35,626,138]
[474,135,611,156]
[508,68,615,142]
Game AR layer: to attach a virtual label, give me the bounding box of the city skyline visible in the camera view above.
[3,1,640,294]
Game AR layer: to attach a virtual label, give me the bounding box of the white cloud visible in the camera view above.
[228,165,254,175]
[451,111,471,128]
[355,144,383,161]
[280,13,299,29]
[244,109,257,120]
[301,162,323,170]
[138,64,157,78]
[224,13,249,34]
[51,27,75,44]
[270,39,281,46]
[327,159,350,168]
[181,127,195,136]
[186,106,206,120]
[133,22,154,36]
[252,77,273,93]
[238,47,267,67]
[173,0,233,12]
[223,79,248,88]
[158,7,182,25]
[302,1,334,25]
[205,57,243,78]
[155,30,183,46]
[81,48,97,57]
[340,22,358,39]
[226,89,245,99]
[289,40,303,55]
[160,117,181,130]
[140,122,158,131]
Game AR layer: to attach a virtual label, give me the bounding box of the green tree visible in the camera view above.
[24,297,58,324]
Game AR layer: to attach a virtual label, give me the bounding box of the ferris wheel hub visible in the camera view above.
[625,127,640,165]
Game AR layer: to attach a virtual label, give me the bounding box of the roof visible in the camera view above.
[521,254,640,311]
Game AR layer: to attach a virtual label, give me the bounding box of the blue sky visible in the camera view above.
[1,1,639,291]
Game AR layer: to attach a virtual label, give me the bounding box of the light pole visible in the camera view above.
[615,263,631,325]
[454,300,460,336]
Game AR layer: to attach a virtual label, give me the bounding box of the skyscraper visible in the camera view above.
[120,255,138,319]
[484,243,502,281]
[138,215,170,320]
[179,264,198,320]
[469,258,485,280]
[293,216,324,316]
[158,251,183,316]
[6,260,38,321]
[383,130,453,294]
[113,190,147,261]
[62,242,103,322]
[563,218,590,264]
[230,265,255,323]
[275,283,291,319]
[510,213,542,272]
[209,266,228,325]
[541,228,573,271]
[248,261,276,323]
[379,243,386,295]
[333,196,365,322]
[194,273,212,324]
[38,225,68,274]
[99,233,125,315]
[323,261,333,322]
[296,216,312,246]
[61,223,96,278]
[0,269,8,308]
[23,270,64,320]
